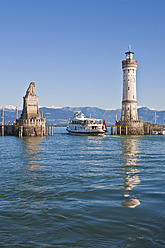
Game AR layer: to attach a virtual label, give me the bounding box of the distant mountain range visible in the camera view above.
[1,106,165,126]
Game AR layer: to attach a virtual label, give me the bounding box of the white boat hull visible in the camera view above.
[66,128,105,135]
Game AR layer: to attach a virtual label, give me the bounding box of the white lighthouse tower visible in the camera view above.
[116,46,144,135]
[121,45,138,122]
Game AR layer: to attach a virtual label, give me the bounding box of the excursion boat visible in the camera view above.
[66,112,108,135]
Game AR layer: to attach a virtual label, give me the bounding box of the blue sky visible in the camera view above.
[0,0,165,110]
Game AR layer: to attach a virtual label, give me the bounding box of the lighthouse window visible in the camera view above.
[128,87,130,90]
[128,69,129,73]
[133,95,134,99]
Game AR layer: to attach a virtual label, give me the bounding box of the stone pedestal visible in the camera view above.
[16,82,47,136]
[116,120,144,135]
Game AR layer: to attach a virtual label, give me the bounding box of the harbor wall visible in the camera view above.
[116,120,144,135]
[0,125,18,136]
[114,121,165,135]
[0,124,52,137]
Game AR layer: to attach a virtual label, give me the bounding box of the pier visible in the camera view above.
[109,123,165,135]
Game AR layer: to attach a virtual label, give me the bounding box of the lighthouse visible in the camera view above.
[121,45,138,122]
[116,46,144,135]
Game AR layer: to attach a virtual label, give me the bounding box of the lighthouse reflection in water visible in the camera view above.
[121,137,141,208]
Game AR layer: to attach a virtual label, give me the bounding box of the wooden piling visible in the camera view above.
[51,126,53,136]
[41,125,43,136]
[111,126,113,135]
[2,125,4,136]
[46,125,50,136]
[120,126,121,135]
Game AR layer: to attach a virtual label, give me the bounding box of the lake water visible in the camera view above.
[0,127,165,247]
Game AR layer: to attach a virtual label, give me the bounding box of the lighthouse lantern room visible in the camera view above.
[121,45,138,122]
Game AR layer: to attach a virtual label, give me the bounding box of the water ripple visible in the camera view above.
[0,129,165,247]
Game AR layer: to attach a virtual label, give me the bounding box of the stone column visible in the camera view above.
[119,126,121,135]
[125,126,128,135]
[115,126,117,135]
[19,126,23,137]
